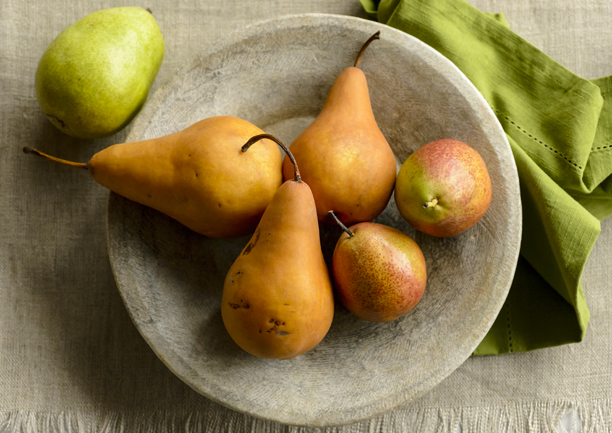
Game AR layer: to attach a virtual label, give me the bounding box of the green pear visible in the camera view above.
[35,7,165,139]
[329,211,427,323]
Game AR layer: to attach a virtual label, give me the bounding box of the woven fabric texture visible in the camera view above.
[1,0,611,431]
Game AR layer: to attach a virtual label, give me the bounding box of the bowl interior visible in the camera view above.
[107,14,521,427]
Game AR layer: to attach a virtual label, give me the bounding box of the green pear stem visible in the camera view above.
[328,210,354,238]
[354,31,381,68]
[423,197,439,208]
[242,134,301,182]
[23,146,88,170]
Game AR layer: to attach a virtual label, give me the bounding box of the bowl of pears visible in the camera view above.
[41,13,521,428]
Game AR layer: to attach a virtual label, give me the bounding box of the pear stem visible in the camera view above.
[241,134,301,182]
[23,146,88,170]
[328,210,354,238]
[423,197,439,208]
[354,31,381,68]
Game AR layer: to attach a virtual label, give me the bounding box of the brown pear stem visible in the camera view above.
[23,146,88,170]
[241,134,301,182]
[354,31,381,68]
[423,197,439,208]
[328,210,354,238]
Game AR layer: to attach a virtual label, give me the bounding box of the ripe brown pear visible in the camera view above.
[282,32,396,226]
[222,134,334,359]
[24,116,282,238]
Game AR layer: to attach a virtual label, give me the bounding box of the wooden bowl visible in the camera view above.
[107,14,521,427]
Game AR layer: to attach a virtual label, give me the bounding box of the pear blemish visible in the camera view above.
[242,230,260,255]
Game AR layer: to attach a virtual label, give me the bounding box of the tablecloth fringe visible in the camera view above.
[0,399,610,432]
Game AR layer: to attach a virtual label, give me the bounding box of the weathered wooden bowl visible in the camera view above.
[107,14,521,427]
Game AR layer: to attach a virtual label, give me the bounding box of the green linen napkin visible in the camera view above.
[360,0,612,354]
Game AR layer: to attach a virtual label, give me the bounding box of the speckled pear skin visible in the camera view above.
[332,222,427,322]
[35,7,165,138]
[282,66,397,226]
[395,139,492,237]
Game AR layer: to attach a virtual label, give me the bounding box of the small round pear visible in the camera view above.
[394,139,492,237]
[330,212,427,323]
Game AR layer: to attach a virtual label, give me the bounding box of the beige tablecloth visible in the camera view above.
[1,0,611,431]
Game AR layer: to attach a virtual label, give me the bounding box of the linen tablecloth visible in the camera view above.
[1,0,611,431]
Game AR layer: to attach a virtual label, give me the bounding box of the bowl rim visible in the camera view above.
[107,12,522,427]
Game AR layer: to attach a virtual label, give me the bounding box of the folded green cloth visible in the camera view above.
[360,0,612,354]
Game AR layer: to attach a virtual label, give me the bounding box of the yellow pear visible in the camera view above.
[282,31,396,226]
[24,116,282,238]
[222,134,334,359]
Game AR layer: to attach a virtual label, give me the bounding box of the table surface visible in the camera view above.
[1,1,611,432]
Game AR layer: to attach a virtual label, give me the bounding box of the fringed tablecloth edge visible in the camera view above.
[1,398,610,432]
